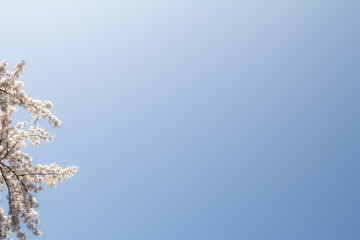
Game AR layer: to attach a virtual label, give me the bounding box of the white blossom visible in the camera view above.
[0,60,77,239]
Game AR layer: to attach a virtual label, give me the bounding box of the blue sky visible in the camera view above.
[1,0,360,239]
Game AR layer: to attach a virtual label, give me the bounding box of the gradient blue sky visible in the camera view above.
[1,1,360,239]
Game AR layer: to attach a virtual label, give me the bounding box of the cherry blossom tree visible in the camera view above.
[0,60,77,239]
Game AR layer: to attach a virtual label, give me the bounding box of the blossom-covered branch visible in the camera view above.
[0,61,77,239]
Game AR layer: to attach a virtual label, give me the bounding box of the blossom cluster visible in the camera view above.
[0,61,77,239]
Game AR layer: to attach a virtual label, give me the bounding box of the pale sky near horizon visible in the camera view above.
[0,1,360,239]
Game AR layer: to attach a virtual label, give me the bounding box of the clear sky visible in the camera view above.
[1,0,360,239]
